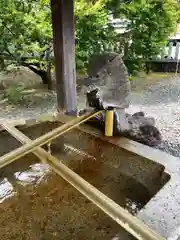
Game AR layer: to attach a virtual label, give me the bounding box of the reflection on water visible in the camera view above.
[0,178,14,203]
[0,143,94,204]
[0,163,50,203]
[62,143,96,162]
[14,163,50,185]
[0,142,150,239]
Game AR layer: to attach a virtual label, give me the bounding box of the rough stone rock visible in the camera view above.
[83,52,131,109]
[82,52,162,147]
[126,111,155,128]
[83,89,162,147]
[85,110,162,147]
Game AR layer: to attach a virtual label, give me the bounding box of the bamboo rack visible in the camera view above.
[2,123,165,240]
[0,110,101,169]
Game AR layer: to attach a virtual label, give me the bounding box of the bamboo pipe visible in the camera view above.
[0,110,101,169]
[3,124,49,164]
[105,107,114,136]
[2,123,165,240]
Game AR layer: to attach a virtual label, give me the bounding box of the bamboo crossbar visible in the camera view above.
[2,123,165,240]
[0,111,101,169]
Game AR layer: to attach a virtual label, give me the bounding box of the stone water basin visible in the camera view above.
[0,121,170,239]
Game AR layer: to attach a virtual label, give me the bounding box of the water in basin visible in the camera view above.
[0,122,170,239]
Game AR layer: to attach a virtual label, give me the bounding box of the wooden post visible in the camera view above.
[51,0,77,116]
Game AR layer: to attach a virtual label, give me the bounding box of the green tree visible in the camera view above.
[0,0,52,89]
[0,0,178,82]
[75,0,179,74]
[119,0,178,73]
[176,0,180,23]
[75,0,118,71]
[0,0,117,84]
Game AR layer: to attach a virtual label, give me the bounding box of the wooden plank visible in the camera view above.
[2,123,165,240]
[0,111,101,169]
[51,0,77,115]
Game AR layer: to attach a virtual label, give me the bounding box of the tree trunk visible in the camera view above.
[22,63,53,90]
[47,60,52,90]
[0,56,5,70]
[123,41,129,59]
[28,65,52,90]
[145,62,150,74]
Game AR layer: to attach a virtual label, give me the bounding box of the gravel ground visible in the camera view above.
[0,87,86,121]
[0,95,57,120]
[1,76,180,157]
[128,76,180,157]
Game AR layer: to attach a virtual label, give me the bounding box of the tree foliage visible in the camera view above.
[0,0,52,88]
[119,0,178,73]
[0,0,179,85]
[75,0,118,71]
[0,0,117,81]
[124,1,177,57]
[176,0,180,22]
[0,0,51,58]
